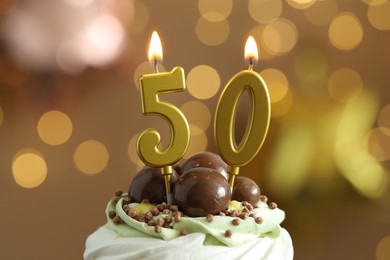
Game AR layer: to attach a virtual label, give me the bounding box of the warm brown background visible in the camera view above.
[1,0,390,259]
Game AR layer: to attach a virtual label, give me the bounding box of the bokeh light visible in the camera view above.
[367,1,390,30]
[64,0,93,8]
[198,0,232,22]
[126,0,149,34]
[261,19,298,56]
[362,0,387,5]
[335,94,388,198]
[195,16,230,46]
[328,12,363,50]
[376,235,390,260]
[260,68,289,103]
[327,68,363,103]
[378,104,390,131]
[187,65,220,99]
[37,110,73,146]
[365,127,390,162]
[270,90,294,118]
[181,101,211,134]
[248,0,282,24]
[286,0,316,9]
[74,140,109,175]
[84,14,125,66]
[304,0,338,26]
[12,150,47,188]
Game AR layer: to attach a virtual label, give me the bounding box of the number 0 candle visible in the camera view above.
[214,36,271,188]
[137,31,190,203]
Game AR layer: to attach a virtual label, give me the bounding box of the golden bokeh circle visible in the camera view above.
[364,127,390,162]
[195,17,230,46]
[12,151,47,188]
[187,65,220,99]
[378,104,390,131]
[198,0,232,22]
[260,68,289,103]
[261,19,298,56]
[286,0,316,9]
[367,2,390,30]
[328,13,363,50]
[363,0,387,6]
[376,235,390,260]
[271,89,294,118]
[327,68,363,103]
[127,1,149,34]
[181,101,211,134]
[74,140,109,174]
[248,0,282,24]
[37,110,73,146]
[304,0,338,26]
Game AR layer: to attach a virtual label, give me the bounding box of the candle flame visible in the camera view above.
[244,36,258,69]
[148,31,163,65]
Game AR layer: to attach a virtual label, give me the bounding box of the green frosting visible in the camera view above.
[106,195,285,247]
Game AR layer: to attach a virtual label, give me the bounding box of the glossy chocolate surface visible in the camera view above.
[180,151,229,180]
[173,168,231,217]
[232,176,261,205]
[128,166,179,204]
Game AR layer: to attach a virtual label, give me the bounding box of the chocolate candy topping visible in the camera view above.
[128,166,179,204]
[173,168,231,217]
[180,151,229,180]
[231,176,261,205]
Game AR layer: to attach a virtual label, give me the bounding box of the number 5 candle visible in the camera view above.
[137,31,190,203]
[214,36,271,188]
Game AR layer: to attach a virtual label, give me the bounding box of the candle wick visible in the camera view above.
[248,57,254,71]
[153,59,159,73]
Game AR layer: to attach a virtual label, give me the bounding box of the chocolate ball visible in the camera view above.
[128,166,179,204]
[232,176,261,205]
[180,151,229,180]
[173,168,231,217]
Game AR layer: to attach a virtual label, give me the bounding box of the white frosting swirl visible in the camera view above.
[84,226,293,260]
[84,198,293,259]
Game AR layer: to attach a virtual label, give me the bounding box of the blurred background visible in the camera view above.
[0,0,390,259]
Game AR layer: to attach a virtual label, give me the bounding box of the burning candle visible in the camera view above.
[214,36,271,188]
[137,31,190,204]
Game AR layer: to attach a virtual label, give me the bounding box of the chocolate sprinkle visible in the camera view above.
[224,230,232,238]
[112,196,120,204]
[206,214,214,223]
[259,195,268,203]
[128,209,137,218]
[122,196,131,204]
[269,202,278,209]
[174,212,182,222]
[108,210,116,219]
[154,225,162,233]
[180,229,188,236]
[113,215,121,225]
[232,218,240,226]
[255,217,263,224]
[114,189,123,197]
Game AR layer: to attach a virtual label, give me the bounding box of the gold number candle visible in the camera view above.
[214,36,271,188]
[137,31,190,203]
